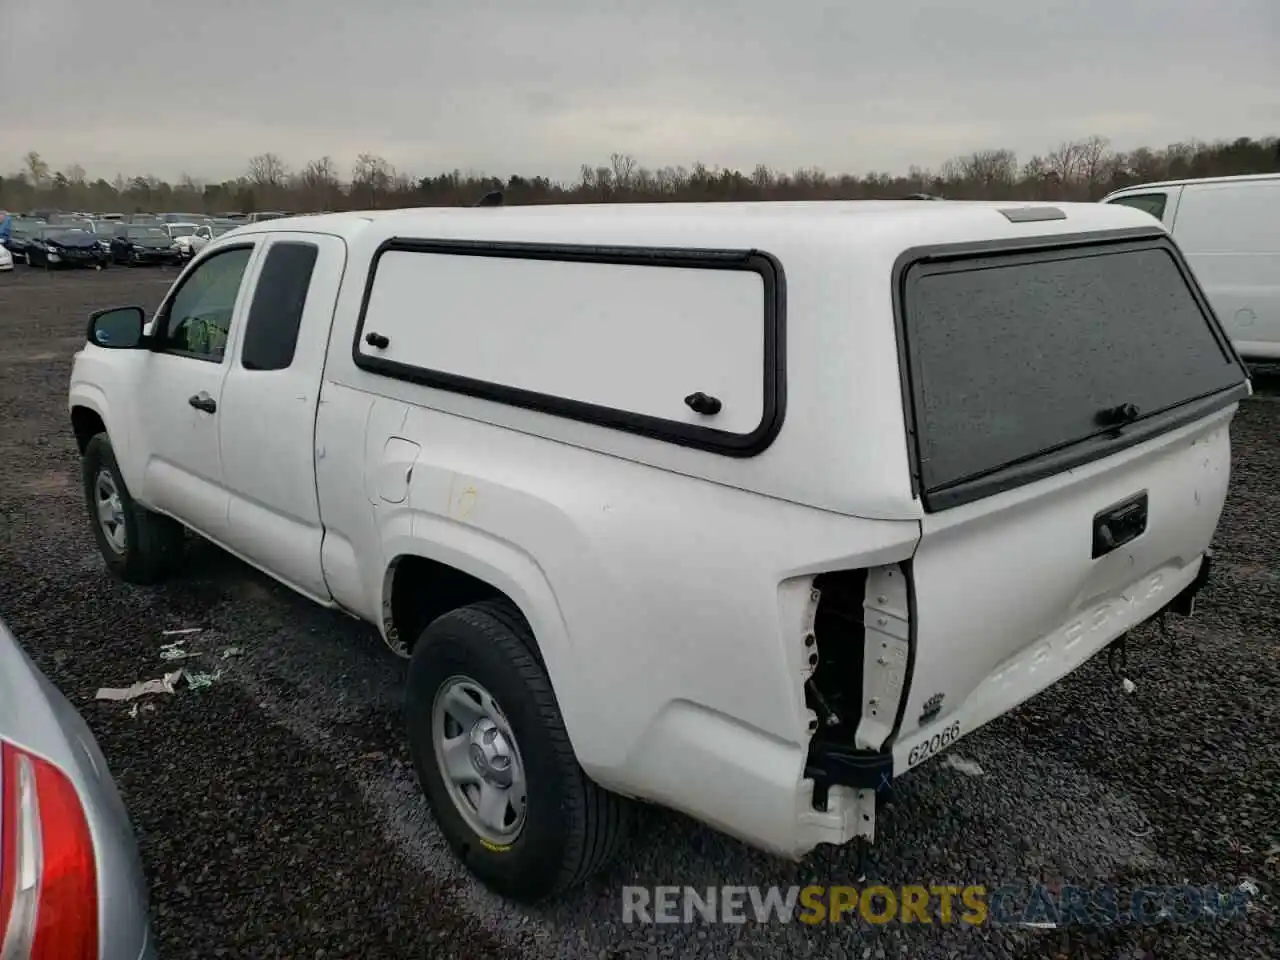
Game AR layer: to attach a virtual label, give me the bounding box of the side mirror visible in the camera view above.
[87,306,147,349]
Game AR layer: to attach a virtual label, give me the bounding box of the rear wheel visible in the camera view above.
[82,434,185,584]
[405,600,632,902]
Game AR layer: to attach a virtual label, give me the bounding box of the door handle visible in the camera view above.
[188,393,217,414]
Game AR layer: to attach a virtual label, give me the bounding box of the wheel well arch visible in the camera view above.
[384,553,522,658]
[70,405,107,453]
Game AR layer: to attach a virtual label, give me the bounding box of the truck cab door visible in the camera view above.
[137,242,261,541]
[216,231,347,601]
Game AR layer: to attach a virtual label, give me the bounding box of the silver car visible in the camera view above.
[0,617,154,958]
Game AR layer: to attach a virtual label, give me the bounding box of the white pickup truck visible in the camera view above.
[68,201,1249,902]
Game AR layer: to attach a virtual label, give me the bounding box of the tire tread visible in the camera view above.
[84,433,184,584]
[420,598,631,900]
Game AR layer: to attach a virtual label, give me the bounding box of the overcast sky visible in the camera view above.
[1,0,1276,185]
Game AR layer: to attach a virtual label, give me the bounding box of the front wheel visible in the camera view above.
[82,434,185,584]
[405,600,633,903]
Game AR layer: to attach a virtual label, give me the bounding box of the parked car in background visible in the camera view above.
[6,219,47,263]
[154,212,207,225]
[68,201,1245,902]
[0,616,156,958]
[168,223,210,260]
[162,222,201,241]
[1102,173,1280,362]
[86,221,120,254]
[26,226,110,269]
[0,244,12,271]
[172,221,239,259]
[110,224,182,266]
[245,211,288,222]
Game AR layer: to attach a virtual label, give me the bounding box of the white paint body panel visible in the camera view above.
[1103,173,1280,360]
[67,200,1242,860]
[360,251,767,434]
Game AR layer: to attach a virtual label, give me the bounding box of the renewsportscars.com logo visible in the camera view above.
[621,883,1255,927]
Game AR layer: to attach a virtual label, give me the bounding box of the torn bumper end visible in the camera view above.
[804,740,893,794]
[805,549,1215,797]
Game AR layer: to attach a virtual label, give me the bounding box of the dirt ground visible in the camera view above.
[0,266,1275,959]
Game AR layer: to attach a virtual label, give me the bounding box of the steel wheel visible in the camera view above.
[432,675,528,845]
[94,469,127,553]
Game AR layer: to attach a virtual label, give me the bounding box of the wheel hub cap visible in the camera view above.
[432,676,527,844]
[468,719,515,787]
[94,469,127,552]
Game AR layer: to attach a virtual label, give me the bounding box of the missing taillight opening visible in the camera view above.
[804,564,912,812]
[805,569,869,737]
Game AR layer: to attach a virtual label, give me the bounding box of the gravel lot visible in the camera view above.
[0,267,1275,959]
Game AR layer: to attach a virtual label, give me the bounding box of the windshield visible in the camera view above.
[169,226,196,237]
[127,226,169,238]
[44,228,90,239]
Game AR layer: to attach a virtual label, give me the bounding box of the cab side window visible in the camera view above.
[240,242,319,371]
[1107,193,1168,221]
[154,246,254,362]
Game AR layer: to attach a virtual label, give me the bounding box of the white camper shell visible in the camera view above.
[68,199,1248,902]
[1102,172,1280,361]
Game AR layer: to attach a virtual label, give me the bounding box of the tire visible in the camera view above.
[405,599,632,902]
[82,434,185,584]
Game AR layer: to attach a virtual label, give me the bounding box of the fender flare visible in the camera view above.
[68,384,139,487]
[377,522,584,742]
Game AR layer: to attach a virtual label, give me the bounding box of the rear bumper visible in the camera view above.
[806,550,1213,792]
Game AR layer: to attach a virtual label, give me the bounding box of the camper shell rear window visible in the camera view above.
[896,231,1249,511]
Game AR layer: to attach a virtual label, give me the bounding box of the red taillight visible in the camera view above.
[0,741,98,960]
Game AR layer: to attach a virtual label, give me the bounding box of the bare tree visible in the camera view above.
[1046,140,1084,187]
[24,152,50,188]
[610,153,638,191]
[1077,135,1114,198]
[351,153,394,208]
[300,156,339,210]
[64,163,87,186]
[956,149,1018,196]
[247,153,288,188]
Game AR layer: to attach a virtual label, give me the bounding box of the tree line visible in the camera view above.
[2,136,1276,215]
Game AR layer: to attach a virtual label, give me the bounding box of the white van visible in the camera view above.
[1102,173,1280,361]
[69,200,1249,901]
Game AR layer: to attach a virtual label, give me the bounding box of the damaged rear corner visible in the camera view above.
[800,561,914,840]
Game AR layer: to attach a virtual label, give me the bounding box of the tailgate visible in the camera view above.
[889,230,1249,756]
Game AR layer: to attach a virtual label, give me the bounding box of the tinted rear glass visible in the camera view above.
[1107,193,1168,220]
[241,242,319,371]
[902,241,1243,501]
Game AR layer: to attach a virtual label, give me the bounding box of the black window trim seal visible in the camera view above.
[351,237,787,457]
[890,226,1251,513]
[240,239,321,372]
